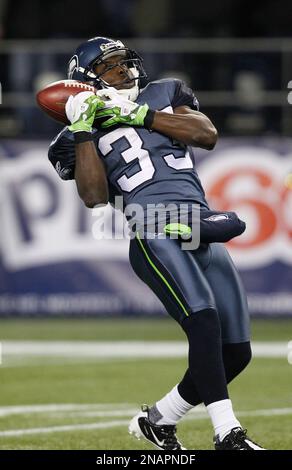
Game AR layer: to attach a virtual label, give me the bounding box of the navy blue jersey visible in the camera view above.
[48,78,209,217]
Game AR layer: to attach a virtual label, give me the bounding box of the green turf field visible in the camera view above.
[0,318,291,450]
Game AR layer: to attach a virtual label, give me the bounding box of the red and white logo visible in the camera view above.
[198,146,292,268]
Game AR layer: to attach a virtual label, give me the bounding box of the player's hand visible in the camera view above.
[94,93,150,129]
[65,91,105,133]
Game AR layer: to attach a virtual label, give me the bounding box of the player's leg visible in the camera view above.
[158,243,263,449]
[129,237,264,449]
[196,243,263,449]
[178,242,252,405]
[177,342,252,439]
[178,341,252,406]
[203,243,251,344]
[128,236,238,449]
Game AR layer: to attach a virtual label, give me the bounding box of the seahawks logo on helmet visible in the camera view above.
[99,40,125,52]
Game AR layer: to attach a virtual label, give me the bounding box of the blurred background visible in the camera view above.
[0,0,292,450]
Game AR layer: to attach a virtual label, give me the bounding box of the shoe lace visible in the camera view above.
[160,425,180,449]
[228,428,253,449]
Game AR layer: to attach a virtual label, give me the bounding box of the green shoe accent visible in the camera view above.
[136,233,189,317]
[164,223,192,239]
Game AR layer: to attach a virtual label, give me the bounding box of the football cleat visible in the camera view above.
[214,427,265,450]
[129,404,186,450]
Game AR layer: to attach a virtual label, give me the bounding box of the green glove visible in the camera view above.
[95,103,149,129]
[66,93,105,133]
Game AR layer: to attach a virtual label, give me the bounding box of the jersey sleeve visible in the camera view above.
[171,79,199,111]
[48,128,76,180]
[48,128,118,206]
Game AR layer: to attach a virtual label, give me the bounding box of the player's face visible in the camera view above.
[93,54,135,90]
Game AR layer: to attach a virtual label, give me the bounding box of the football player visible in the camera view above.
[48,37,264,450]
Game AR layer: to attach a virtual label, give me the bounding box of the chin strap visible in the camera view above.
[99,67,140,102]
[115,84,139,102]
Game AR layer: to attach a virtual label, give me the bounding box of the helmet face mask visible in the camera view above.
[67,37,147,101]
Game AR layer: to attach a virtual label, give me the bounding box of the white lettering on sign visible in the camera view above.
[0,147,128,271]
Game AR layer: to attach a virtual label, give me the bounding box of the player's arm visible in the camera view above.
[94,81,217,150]
[97,102,217,149]
[48,131,109,208]
[66,92,109,208]
[74,139,109,208]
[150,105,218,150]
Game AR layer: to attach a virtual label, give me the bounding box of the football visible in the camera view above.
[36,80,97,124]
